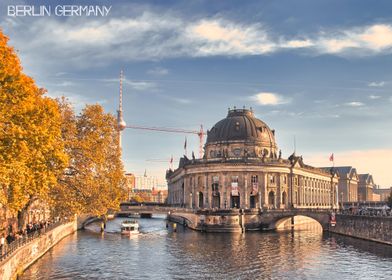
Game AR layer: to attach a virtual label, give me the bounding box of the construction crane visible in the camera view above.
[125,124,206,158]
[116,70,206,158]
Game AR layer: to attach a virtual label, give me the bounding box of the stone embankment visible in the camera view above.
[329,214,392,245]
[0,220,77,280]
[0,215,98,280]
[169,210,392,246]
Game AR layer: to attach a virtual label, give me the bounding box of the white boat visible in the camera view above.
[121,220,139,235]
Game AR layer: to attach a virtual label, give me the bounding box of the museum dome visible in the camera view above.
[204,108,278,159]
[206,108,276,144]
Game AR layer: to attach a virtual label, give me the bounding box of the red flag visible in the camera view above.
[329,153,334,162]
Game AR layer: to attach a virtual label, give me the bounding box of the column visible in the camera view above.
[204,174,209,208]
[244,173,248,208]
[264,172,269,206]
[192,177,195,208]
[223,173,227,209]
[183,177,187,207]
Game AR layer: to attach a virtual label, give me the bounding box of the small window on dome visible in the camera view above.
[235,122,240,131]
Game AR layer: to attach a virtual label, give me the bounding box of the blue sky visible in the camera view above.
[1,0,392,186]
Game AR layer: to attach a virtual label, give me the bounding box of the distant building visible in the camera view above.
[125,173,136,201]
[373,186,392,202]
[358,174,375,201]
[125,172,168,203]
[135,175,158,190]
[151,188,168,204]
[334,167,359,203]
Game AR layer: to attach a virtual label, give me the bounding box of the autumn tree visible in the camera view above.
[0,30,68,227]
[53,101,126,217]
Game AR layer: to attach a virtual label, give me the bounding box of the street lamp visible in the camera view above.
[341,192,344,211]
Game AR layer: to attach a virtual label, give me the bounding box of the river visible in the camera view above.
[20,216,392,279]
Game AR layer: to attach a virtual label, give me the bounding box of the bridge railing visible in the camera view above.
[0,218,71,263]
[337,209,392,217]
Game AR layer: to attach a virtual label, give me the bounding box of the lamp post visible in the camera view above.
[341,192,344,211]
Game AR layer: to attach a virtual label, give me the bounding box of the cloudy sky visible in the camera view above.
[1,0,392,186]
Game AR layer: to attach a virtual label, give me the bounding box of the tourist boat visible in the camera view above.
[121,220,139,235]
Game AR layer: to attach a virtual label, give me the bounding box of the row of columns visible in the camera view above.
[169,172,338,209]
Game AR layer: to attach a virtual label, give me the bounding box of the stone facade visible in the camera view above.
[334,166,359,203]
[373,186,392,202]
[358,174,375,201]
[167,108,339,210]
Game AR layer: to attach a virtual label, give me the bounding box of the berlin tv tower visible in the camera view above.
[117,70,127,150]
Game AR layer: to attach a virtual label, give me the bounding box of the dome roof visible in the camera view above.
[206,108,277,146]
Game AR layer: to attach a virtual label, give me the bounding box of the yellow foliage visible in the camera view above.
[0,30,68,214]
[52,101,126,217]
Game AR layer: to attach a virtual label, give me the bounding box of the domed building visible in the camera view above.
[167,108,339,210]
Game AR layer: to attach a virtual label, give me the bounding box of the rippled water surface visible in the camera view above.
[21,216,392,280]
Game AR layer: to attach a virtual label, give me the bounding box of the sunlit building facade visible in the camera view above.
[167,108,339,209]
[358,174,375,201]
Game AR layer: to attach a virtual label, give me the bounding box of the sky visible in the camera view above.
[1,0,392,187]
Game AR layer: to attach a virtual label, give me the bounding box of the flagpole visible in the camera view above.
[184,137,187,157]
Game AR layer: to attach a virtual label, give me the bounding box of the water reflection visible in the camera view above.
[21,216,392,280]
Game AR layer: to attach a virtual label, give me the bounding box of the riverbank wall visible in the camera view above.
[169,211,392,245]
[0,220,77,280]
[329,214,392,245]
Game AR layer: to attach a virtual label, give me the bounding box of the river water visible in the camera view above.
[21,216,392,280]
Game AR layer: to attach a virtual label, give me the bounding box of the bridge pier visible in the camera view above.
[140,213,152,218]
[168,208,332,233]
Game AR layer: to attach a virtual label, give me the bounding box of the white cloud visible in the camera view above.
[47,90,107,111]
[314,24,392,55]
[368,81,385,87]
[5,12,392,71]
[345,101,364,107]
[156,93,192,104]
[124,79,156,91]
[102,77,155,91]
[147,67,169,76]
[186,19,275,56]
[252,92,289,106]
[282,39,314,48]
[369,95,381,99]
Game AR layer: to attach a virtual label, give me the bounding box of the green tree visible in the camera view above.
[0,30,68,226]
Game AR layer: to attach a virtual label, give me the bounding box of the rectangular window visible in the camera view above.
[231,176,239,183]
[251,175,258,192]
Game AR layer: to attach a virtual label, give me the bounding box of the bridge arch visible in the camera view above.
[264,210,331,231]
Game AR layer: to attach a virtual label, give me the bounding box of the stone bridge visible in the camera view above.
[169,208,332,232]
[118,205,333,232]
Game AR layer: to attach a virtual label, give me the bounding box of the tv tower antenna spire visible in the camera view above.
[117,70,127,150]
